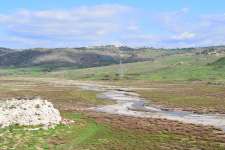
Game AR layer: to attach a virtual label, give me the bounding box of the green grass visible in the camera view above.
[140,65,225,81]
[211,57,225,67]
[0,79,112,107]
[137,82,225,113]
[0,67,45,77]
[1,112,225,150]
[1,54,224,82]
[48,54,225,82]
[1,54,225,149]
[0,113,103,150]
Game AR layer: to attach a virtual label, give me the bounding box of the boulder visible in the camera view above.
[0,98,62,128]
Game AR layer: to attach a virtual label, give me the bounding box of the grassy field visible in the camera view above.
[1,112,225,150]
[0,78,225,149]
[135,82,225,113]
[0,54,224,82]
[0,67,45,77]
[49,54,225,81]
[0,53,225,149]
[0,78,112,110]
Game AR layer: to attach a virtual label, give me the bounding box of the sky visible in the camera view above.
[1,0,225,48]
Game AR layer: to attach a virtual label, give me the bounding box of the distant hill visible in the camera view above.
[0,47,155,69]
[0,49,119,69]
[0,47,14,55]
[195,46,225,55]
[0,45,225,70]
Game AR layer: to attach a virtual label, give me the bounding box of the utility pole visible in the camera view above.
[117,46,124,79]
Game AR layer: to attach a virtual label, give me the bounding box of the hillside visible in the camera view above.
[0,45,225,80]
[211,57,225,67]
[0,47,14,56]
[50,54,225,81]
[0,46,162,69]
[0,49,118,69]
[0,45,225,69]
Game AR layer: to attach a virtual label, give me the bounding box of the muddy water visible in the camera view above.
[51,80,225,131]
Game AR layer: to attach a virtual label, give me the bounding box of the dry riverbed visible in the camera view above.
[100,80,225,114]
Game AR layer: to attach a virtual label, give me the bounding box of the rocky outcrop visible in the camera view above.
[0,98,62,128]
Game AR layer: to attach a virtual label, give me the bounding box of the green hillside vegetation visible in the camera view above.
[211,57,225,67]
[0,48,14,56]
[0,46,224,82]
[0,49,118,69]
[0,46,167,70]
[51,54,225,81]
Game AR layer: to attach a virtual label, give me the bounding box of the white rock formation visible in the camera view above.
[0,98,62,128]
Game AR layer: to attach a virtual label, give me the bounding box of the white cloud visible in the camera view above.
[172,32,196,40]
[155,8,192,33]
[0,4,135,48]
[1,5,225,48]
[153,8,225,47]
[127,24,139,31]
